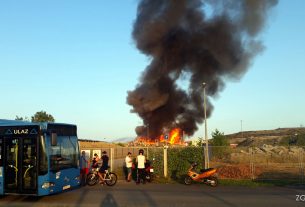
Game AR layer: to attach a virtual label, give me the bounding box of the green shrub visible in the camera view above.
[148,147,204,182]
[279,134,305,146]
[211,129,229,146]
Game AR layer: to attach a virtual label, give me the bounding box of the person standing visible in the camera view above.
[98,151,109,184]
[92,153,100,169]
[136,149,146,184]
[125,152,133,182]
[80,151,89,186]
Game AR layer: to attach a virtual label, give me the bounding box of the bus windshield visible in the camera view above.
[50,135,78,172]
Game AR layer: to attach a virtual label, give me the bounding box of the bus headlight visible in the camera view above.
[42,182,55,189]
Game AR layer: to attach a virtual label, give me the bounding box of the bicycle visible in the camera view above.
[86,166,117,186]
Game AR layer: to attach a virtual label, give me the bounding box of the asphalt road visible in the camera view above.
[1,181,305,207]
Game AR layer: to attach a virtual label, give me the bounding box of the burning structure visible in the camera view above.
[134,128,183,146]
[127,0,278,144]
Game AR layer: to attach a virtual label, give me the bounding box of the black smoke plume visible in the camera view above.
[127,0,278,139]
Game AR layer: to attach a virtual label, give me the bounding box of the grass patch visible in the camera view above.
[153,178,272,186]
[153,177,304,187]
[153,176,177,184]
[153,177,271,186]
[220,179,304,187]
[219,179,273,187]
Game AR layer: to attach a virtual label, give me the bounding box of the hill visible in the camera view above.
[226,127,305,147]
[110,137,134,143]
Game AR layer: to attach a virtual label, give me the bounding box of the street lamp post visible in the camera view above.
[203,82,209,169]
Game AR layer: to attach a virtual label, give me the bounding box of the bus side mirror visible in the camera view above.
[51,133,57,146]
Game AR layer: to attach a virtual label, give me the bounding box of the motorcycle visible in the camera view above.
[133,158,154,183]
[184,162,218,187]
[144,158,154,182]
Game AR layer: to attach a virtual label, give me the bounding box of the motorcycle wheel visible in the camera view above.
[105,173,118,186]
[87,173,98,186]
[146,173,153,182]
[208,177,218,187]
[184,176,192,185]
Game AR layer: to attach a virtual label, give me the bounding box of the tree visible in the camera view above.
[15,115,30,121]
[296,134,305,146]
[210,129,230,160]
[31,111,55,123]
[279,134,305,146]
[196,137,204,147]
[211,129,229,146]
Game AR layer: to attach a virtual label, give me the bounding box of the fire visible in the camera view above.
[134,128,184,146]
[134,137,156,146]
[161,128,182,144]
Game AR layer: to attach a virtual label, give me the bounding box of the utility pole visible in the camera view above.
[203,82,209,169]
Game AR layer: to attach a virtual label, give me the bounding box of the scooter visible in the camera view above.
[184,162,218,187]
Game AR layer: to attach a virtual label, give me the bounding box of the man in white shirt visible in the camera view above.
[125,152,133,182]
[136,149,146,184]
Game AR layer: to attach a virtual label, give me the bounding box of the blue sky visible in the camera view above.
[0,0,304,141]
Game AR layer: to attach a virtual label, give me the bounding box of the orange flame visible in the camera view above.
[134,128,184,146]
[169,128,181,144]
[159,128,182,144]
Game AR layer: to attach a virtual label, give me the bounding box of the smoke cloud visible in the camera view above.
[127,0,278,139]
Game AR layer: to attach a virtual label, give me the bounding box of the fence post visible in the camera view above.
[299,148,304,184]
[303,149,305,184]
[110,148,114,170]
[249,147,254,180]
[203,146,205,169]
[164,146,168,178]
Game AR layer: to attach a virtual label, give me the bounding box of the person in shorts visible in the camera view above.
[80,151,89,186]
[125,152,133,182]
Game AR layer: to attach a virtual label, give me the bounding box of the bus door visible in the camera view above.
[3,136,37,194]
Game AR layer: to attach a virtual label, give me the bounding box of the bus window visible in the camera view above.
[50,136,78,172]
[39,135,48,175]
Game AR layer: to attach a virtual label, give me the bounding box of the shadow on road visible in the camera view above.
[100,193,118,207]
[76,188,90,207]
[141,190,158,207]
[203,191,238,207]
[1,195,42,206]
[21,196,42,202]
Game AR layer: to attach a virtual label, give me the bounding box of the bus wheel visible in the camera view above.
[87,173,98,186]
[105,173,117,186]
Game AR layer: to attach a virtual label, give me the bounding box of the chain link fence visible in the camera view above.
[80,145,305,183]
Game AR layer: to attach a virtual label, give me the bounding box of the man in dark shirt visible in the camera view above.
[98,151,109,184]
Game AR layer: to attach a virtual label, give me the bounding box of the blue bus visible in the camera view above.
[0,119,80,196]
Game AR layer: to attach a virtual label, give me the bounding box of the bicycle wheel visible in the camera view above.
[105,173,117,186]
[87,173,98,186]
